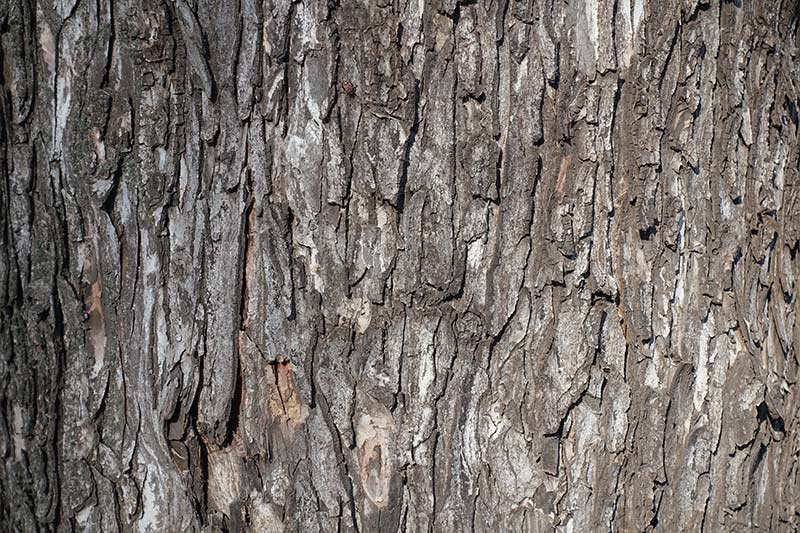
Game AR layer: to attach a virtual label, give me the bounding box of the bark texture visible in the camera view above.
[2,0,800,531]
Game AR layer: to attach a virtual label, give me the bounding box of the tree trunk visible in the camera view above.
[2,0,799,531]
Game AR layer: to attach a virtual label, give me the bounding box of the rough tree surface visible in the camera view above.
[2,0,800,531]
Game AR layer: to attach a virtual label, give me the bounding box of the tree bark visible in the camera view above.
[2,0,800,531]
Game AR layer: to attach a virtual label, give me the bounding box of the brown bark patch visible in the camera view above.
[84,279,106,374]
[268,361,309,430]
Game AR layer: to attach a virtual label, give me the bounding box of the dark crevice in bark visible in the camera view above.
[396,78,420,221]
[50,281,66,530]
[99,0,115,90]
[286,206,297,321]
[221,354,243,449]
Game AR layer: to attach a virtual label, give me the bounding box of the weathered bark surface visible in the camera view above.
[2,0,800,531]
